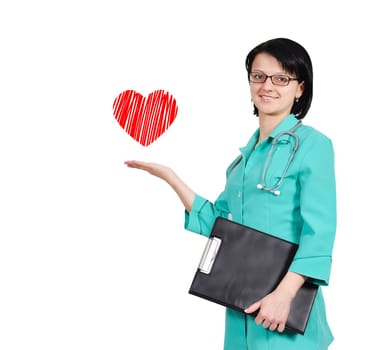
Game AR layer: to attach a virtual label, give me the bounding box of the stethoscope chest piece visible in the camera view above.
[257,183,281,196]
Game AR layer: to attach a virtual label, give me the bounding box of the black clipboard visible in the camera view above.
[188,217,318,335]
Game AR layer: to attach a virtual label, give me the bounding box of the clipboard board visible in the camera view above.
[188,216,318,335]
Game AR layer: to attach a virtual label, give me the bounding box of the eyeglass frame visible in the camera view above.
[249,70,299,86]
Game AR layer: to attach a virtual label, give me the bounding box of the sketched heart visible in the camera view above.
[113,89,178,146]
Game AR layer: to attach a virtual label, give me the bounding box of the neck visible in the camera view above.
[257,114,288,143]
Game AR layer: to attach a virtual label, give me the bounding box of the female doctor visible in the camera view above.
[126,38,337,350]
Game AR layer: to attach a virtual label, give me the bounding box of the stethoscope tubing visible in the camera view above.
[257,121,302,196]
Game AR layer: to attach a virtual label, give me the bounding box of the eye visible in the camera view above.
[250,72,266,82]
[273,75,290,85]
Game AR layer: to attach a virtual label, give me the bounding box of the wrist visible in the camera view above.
[276,272,307,300]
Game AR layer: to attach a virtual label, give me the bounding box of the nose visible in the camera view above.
[262,76,274,90]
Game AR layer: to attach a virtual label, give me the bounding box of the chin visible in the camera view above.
[257,108,277,116]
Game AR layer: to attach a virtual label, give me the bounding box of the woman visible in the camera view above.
[126,38,337,350]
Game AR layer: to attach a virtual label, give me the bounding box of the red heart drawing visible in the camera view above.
[113,89,178,146]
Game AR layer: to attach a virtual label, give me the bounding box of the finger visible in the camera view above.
[244,302,260,314]
[269,323,278,331]
[124,160,139,167]
[262,320,271,329]
[277,323,286,333]
[125,160,148,170]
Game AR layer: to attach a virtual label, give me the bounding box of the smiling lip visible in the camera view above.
[260,94,277,102]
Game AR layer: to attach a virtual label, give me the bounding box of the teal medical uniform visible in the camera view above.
[185,114,337,350]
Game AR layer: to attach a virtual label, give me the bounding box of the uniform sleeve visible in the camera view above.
[289,135,337,286]
[183,158,242,237]
[184,191,230,238]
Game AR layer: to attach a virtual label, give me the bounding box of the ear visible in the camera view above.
[296,81,305,99]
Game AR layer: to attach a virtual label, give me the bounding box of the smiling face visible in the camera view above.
[250,53,304,120]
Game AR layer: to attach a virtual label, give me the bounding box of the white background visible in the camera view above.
[0,1,377,349]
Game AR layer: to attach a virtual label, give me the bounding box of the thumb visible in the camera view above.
[244,301,261,314]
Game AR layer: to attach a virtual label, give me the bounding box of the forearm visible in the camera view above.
[166,172,195,212]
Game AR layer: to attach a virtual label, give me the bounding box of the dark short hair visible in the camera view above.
[245,38,313,119]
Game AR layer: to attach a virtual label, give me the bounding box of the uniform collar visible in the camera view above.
[239,114,299,159]
[239,128,260,159]
[268,114,299,139]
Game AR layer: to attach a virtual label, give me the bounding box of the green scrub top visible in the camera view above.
[185,114,337,350]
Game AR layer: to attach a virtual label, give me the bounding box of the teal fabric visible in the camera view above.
[184,114,336,349]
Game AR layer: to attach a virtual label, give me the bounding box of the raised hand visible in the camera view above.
[125,160,195,212]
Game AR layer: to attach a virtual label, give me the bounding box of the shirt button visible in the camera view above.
[237,191,241,198]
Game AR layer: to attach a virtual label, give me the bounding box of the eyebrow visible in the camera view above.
[251,69,289,75]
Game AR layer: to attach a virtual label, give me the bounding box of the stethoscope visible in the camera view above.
[257,121,302,196]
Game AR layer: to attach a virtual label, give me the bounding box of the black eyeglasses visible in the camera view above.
[249,71,298,86]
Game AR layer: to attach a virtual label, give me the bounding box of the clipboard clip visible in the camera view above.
[198,237,222,274]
